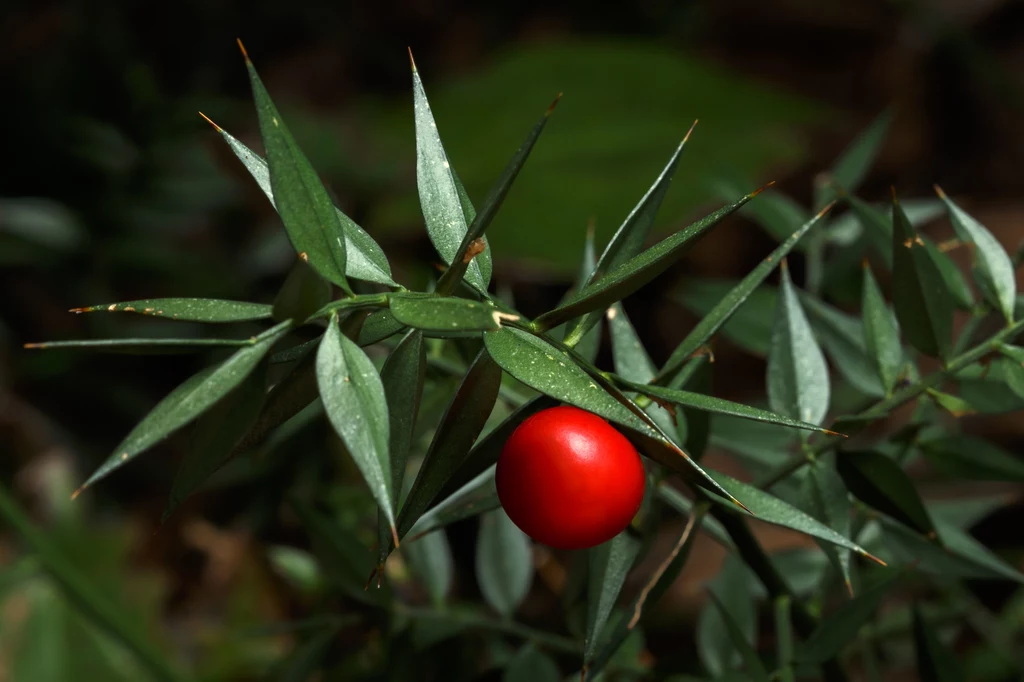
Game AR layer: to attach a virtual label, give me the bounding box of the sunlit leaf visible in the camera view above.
[316,313,396,540]
[476,507,532,617]
[860,262,902,394]
[767,262,830,426]
[837,450,935,536]
[67,298,274,323]
[585,532,640,661]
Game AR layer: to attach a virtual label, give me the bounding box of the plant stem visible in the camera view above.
[755,317,1024,489]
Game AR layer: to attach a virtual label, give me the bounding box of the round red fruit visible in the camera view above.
[495,405,646,550]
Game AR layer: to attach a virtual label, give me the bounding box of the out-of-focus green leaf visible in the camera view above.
[998,344,1024,398]
[707,471,879,561]
[660,204,830,379]
[504,643,561,682]
[673,282,774,356]
[880,517,1024,583]
[802,460,854,594]
[535,191,760,331]
[956,360,1024,414]
[389,293,504,332]
[608,304,677,437]
[926,388,975,417]
[316,313,396,539]
[165,367,267,517]
[566,133,692,344]
[837,450,934,536]
[860,263,902,395]
[404,530,454,607]
[707,593,769,682]
[816,111,891,209]
[773,596,795,682]
[272,257,331,324]
[891,197,953,359]
[397,349,502,540]
[242,51,351,292]
[437,97,557,294]
[698,555,756,677]
[206,123,395,286]
[913,608,965,682]
[276,624,341,682]
[411,55,490,292]
[67,298,273,322]
[77,322,289,494]
[920,435,1024,481]
[712,176,811,247]
[407,467,501,539]
[476,507,532,617]
[937,187,1016,322]
[585,532,640,661]
[267,546,322,595]
[288,497,379,600]
[767,263,830,426]
[797,569,902,662]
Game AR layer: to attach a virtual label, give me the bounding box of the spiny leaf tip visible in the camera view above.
[750,180,776,198]
[197,111,222,132]
[236,38,250,63]
[407,46,417,71]
[546,92,563,116]
[816,200,837,219]
[933,184,947,199]
[682,118,698,143]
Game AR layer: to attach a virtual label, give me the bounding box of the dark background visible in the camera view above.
[2,0,1024,679]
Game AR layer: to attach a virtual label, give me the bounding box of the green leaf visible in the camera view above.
[706,471,880,561]
[608,304,677,437]
[955,359,1024,414]
[913,608,966,682]
[207,123,395,286]
[377,330,426,558]
[836,450,935,536]
[697,555,756,677]
[505,644,561,682]
[619,379,837,436]
[797,569,902,662]
[67,298,273,322]
[660,204,830,379]
[922,238,975,311]
[920,435,1024,481]
[272,257,331,323]
[880,517,1024,583]
[891,196,953,359]
[713,176,811,247]
[316,313,396,540]
[585,532,640,660]
[476,507,532,617]
[565,130,693,344]
[767,262,830,426]
[860,263,902,394]
[76,322,290,494]
[802,461,854,594]
[484,328,736,505]
[535,190,761,331]
[816,110,891,209]
[165,367,268,518]
[0,484,187,682]
[23,337,266,353]
[407,467,501,539]
[800,294,888,398]
[937,187,1016,321]
[389,293,506,332]
[359,309,406,346]
[773,597,795,682]
[437,97,558,295]
[411,55,490,293]
[404,531,454,607]
[241,49,352,292]
[276,625,341,682]
[397,349,503,540]
[673,282,775,356]
[707,593,769,682]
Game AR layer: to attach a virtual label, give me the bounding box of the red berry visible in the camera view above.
[495,405,646,550]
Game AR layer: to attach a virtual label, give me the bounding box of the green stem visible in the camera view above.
[755,317,1024,489]
[0,483,188,682]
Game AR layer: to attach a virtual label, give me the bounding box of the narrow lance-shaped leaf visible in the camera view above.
[484,328,742,507]
[410,51,490,292]
[565,127,695,345]
[707,593,770,682]
[705,471,883,563]
[316,313,396,543]
[585,532,640,661]
[404,531,454,607]
[802,460,854,594]
[476,507,532,617]
[659,203,832,381]
[797,569,903,663]
[406,466,501,540]
[239,42,351,292]
[918,435,1024,482]
[936,186,1016,322]
[607,304,677,437]
[23,337,266,353]
[570,222,603,363]
[836,450,935,536]
[389,293,514,333]
[913,608,966,682]
[437,95,560,295]
[272,257,331,323]
[165,367,268,518]
[713,174,811,248]
[68,298,273,322]
[861,262,902,395]
[506,644,561,682]
[698,554,757,677]
[892,195,953,359]
[815,110,892,210]
[800,293,888,398]
[773,597,795,682]
[767,261,830,426]
[74,321,291,496]
[377,330,426,559]
[396,349,503,541]
[535,188,766,332]
[200,118,395,286]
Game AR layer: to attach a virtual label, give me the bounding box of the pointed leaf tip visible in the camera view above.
[751,181,776,197]
[546,92,563,116]
[816,200,837,219]
[933,184,947,200]
[236,37,250,62]
[683,119,698,143]
[407,46,416,71]
[197,111,221,132]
